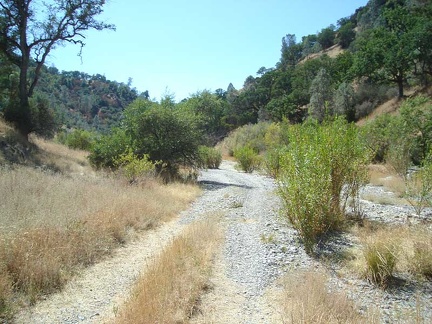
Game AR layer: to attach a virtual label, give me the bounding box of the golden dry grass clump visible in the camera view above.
[115,218,221,324]
[349,223,432,284]
[280,271,378,323]
[0,136,201,318]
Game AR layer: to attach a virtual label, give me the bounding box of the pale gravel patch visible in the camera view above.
[190,161,292,323]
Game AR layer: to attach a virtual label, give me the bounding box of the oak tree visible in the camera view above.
[0,0,114,137]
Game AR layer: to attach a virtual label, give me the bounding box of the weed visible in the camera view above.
[278,118,370,253]
[260,233,276,244]
[363,241,397,286]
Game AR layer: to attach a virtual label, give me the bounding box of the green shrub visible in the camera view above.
[198,146,222,169]
[361,95,432,167]
[264,148,283,178]
[114,151,155,184]
[224,122,271,156]
[59,129,96,151]
[126,105,203,175]
[88,128,131,169]
[363,241,397,286]
[233,146,261,173]
[278,118,370,253]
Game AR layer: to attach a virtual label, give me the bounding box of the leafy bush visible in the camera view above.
[223,122,271,156]
[59,129,96,151]
[126,105,203,179]
[114,151,155,184]
[198,146,222,169]
[278,118,370,253]
[88,128,131,169]
[264,148,284,178]
[361,95,432,168]
[233,146,261,173]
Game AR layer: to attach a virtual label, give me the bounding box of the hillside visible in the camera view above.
[2,0,431,140]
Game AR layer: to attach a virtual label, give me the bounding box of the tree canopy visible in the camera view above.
[0,0,114,136]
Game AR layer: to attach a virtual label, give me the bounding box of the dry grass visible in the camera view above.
[30,135,93,175]
[115,218,221,324]
[368,164,406,194]
[280,270,377,323]
[0,165,201,318]
[349,223,432,282]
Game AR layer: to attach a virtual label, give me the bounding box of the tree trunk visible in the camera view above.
[397,74,404,98]
[16,55,32,138]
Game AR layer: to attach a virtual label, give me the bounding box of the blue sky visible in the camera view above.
[47,0,368,101]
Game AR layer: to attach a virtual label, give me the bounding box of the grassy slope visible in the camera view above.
[0,119,201,319]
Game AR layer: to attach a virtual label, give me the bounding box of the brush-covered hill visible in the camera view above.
[1,0,431,139]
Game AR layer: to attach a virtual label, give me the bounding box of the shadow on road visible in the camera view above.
[198,180,254,191]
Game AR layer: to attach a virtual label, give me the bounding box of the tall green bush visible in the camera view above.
[234,146,261,173]
[223,122,271,156]
[59,129,96,151]
[278,118,370,253]
[198,146,222,169]
[88,128,131,169]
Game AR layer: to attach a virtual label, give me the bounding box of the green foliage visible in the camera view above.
[278,118,370,254]
[88,128,131,169]
[114,151,155,184]
[361,96,432,168]
[308,68,334,122]
[264,147,284,178]
[334,82,355,122]
[337,21,356,49]
[317,25,336,49]
[405,153,432,217]
[399,96,432,164]
[223,122,271,156]
[59,129,96,151]
[351,3,424,98]
[279,34,302,70]
[233,146,261,173]
[124,103,203,176]
[197,146,222,169]
[179,90,230,143]
[29,95,59,138]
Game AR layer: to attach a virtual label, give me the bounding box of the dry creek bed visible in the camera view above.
[13,160,432,323]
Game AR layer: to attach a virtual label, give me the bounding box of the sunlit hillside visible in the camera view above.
[0,120,200,319]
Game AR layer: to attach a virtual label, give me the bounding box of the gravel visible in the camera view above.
[193,161,432,323]
[13,160,432,323]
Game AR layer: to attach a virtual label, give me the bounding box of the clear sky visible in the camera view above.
[46,0,369,102]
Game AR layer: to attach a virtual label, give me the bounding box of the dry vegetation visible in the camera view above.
[280,271,378,323]
[367,164,406,196]
[115,217,221,324]
[0,125,201,319]
[350,223,432,283]
[352,164,432,283]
